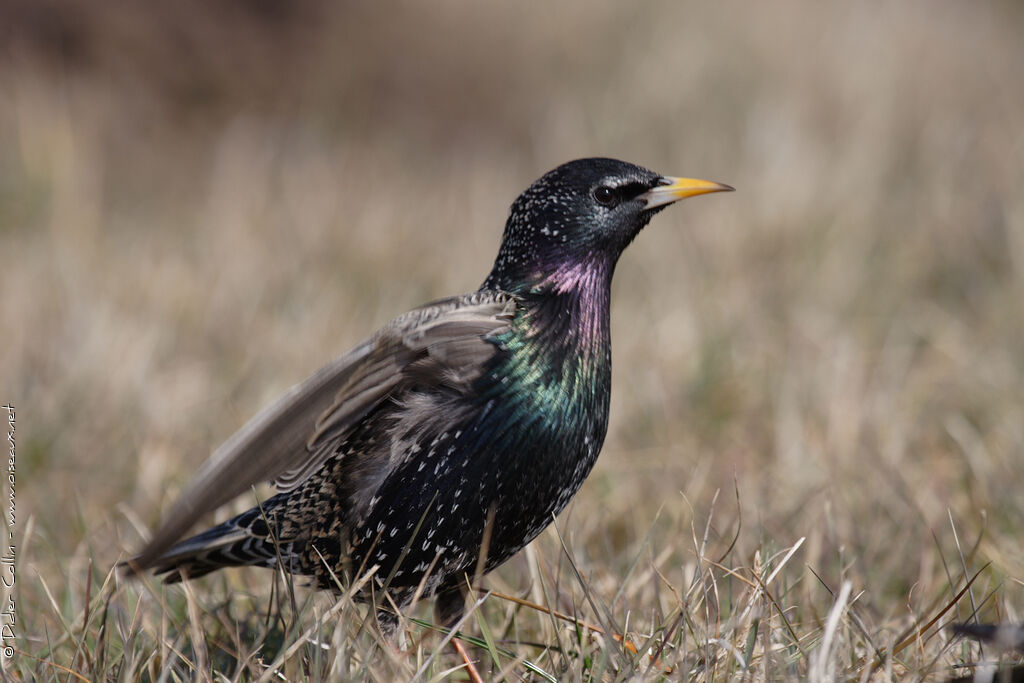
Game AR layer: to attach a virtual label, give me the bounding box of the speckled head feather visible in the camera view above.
[124,157,732,635]
[484,158,670,294]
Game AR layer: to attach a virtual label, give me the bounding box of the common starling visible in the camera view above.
[126,158,732,631]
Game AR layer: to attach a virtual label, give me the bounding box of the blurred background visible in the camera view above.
[2,0,1023,663]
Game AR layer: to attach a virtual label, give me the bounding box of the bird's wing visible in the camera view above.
[128,291,517,571]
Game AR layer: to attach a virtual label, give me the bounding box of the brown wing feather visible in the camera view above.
[128,291,517,572]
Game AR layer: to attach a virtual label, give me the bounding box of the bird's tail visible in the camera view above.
[125,492,307,583]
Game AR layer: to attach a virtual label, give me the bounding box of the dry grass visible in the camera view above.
[3,1,1024,679]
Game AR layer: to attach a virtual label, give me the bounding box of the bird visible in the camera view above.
[124,157,732,636]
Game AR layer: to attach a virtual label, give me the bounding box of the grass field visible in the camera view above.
[3,1,1024,679]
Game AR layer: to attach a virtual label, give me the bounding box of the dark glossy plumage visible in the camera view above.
[125,158,731,628]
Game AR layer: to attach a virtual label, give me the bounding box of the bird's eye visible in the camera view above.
[593,186,618,207]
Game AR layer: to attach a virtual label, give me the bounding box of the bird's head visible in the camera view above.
[483,158,732,294]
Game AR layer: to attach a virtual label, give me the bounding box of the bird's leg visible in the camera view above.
[434,581,468,627]
[435,582,483,683]
[374,604,402,645]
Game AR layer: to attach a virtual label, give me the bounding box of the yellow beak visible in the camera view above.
[639,176,734,210]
